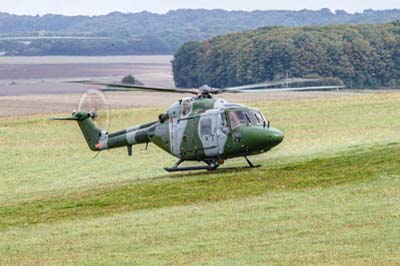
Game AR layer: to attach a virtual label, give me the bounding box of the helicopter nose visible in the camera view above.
[267,127,284,146]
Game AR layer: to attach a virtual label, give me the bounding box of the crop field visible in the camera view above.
[1,91,399,265]
[0,55,174,98]
[0,55,175,117]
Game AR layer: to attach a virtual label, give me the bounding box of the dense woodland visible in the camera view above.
[2,9,400,55]
[173,22,400,89]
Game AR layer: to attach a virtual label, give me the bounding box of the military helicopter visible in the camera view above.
[52,78,344,172]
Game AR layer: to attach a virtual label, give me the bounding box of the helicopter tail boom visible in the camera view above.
[52,111,154,152]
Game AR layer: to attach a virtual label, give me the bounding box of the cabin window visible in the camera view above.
[220,112,229,134]
[220,112,228,127]
[200,118,212,135]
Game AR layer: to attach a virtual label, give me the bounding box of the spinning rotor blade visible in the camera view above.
[69,80,199,95]
[219,77,344,93]
[69,77,344,96]
[78,89,110,130]
[0,36,112,41]
[221,78,324,91]
[223,85,345,93]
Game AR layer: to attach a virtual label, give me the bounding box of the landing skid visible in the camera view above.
[164,157,261,172]
[164,159,220,172]
[164,165,219,172]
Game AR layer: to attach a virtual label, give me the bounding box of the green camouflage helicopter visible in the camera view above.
[52,79,343,172]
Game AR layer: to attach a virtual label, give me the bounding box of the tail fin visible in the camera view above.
[51,111,104,151]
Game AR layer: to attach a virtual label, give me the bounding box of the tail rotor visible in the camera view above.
[78,89,110,130]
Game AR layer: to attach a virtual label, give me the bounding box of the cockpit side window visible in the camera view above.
[229,110,266,128]
[229,111,249,129]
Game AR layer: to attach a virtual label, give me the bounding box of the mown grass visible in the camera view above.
[0,141,399,231]
[1,171,399,265]
[1,92,400,265]
[0,108,176,203]
[1,92,400,203]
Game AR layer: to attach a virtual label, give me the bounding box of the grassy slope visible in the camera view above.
[1,92,400,203]
[1,92,400,265]
[1,174,399,265]
[1,142,399,230]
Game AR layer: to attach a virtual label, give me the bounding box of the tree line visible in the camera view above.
[173,22,400,89]
[2,9,400,55]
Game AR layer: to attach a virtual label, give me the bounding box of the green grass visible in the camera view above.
[1,92,400,265]
[1,142,399,230]
[1,93,400,203]
[1,174,399,265]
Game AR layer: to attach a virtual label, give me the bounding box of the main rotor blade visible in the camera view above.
[68,80,199,95]
[223,85,345,93]
[0,36,112,41]
[222,78,324,91]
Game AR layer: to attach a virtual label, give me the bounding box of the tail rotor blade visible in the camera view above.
[78,89,110,130]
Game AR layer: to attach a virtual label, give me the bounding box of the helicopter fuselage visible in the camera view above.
[147,97,284,161]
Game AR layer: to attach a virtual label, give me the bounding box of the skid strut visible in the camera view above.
[244,156,261,168]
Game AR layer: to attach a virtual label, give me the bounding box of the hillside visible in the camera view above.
[173,22,400,89]
[1,92,400,264]
[2,9,400,55]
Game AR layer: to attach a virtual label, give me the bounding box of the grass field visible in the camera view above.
[1,92,400,265]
